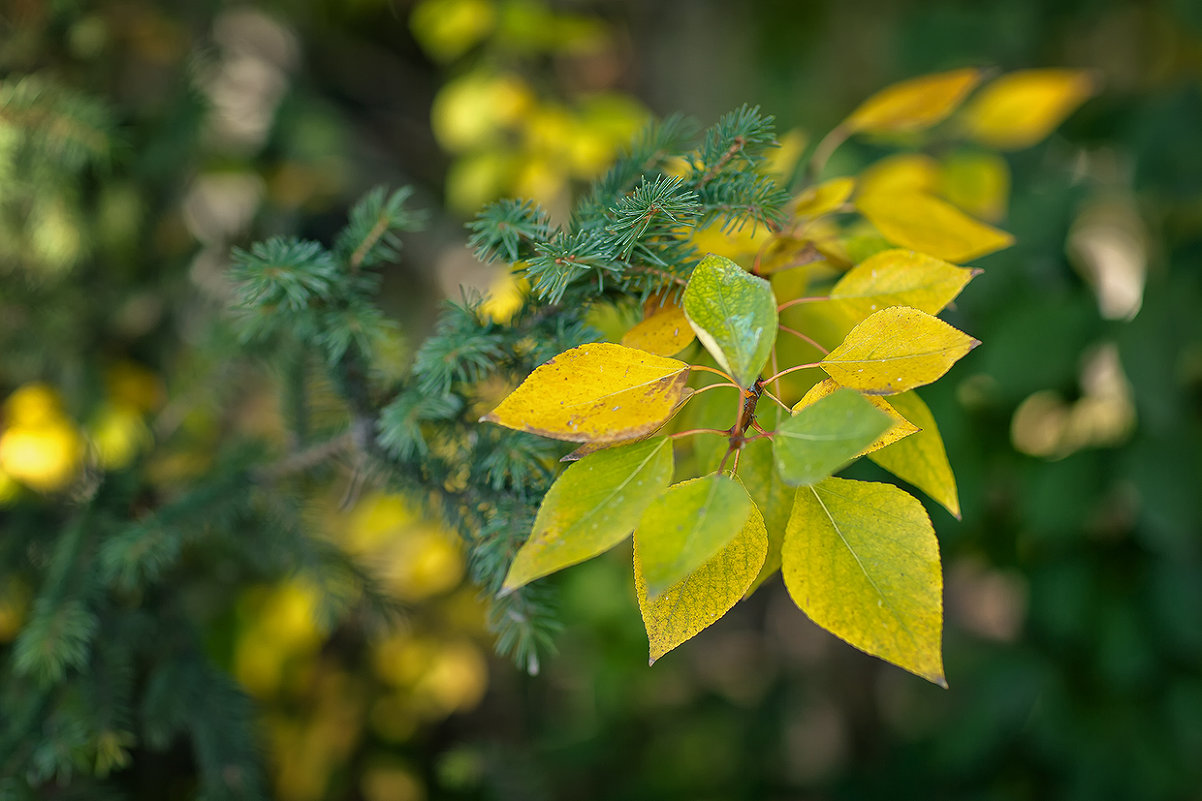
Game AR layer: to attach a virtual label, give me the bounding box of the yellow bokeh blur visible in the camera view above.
[410,0,496,64]
[88,402,153,470]
[0,383,85,492]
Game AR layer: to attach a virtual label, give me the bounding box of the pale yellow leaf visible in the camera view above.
[794,176,856,219]
[482,343,689,442]
[635,498,767,663]
[821,306,979,394]
[783,477,945,685]
[856,191,1014,263]
[857,154,940,199]
[794,379,920,454]
[845,68,983,134]
[829,249,979,325]
[961,69,1097,150]
[622,302,696,357]
[868,391,960,518]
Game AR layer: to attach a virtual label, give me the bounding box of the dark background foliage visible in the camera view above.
[2,0,1201,799]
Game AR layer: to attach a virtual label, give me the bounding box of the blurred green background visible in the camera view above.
[2,0,1201,799]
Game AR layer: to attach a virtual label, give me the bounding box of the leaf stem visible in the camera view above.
[689,364,736,381]
[778,324,830,355]
[669,427,730,440]
[691,381,742,396]
[807,123,850,183]
[763,361,822,384]
[760,386,792,412]
[777,296,828,312]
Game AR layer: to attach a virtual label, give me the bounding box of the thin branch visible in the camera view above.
[778,324,830,355]
[349,214,391,272]
[689,364,736,381]
[763,361,822,384]
[760,386,792,412]
[807,123,850,182]
[254,432,355,482]
[698,136,745,187]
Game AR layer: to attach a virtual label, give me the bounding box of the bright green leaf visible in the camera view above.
[774,388,892,486]
[634,497,767,663]
[482,343,689,442]
[683,253,778,389]
[856,191,1014,263]
[821,307,979,394]
[868,391,961,518]
[502,437,674,591]
[637,474,753,597]
[829,249,979,326]
[783,477,945,686]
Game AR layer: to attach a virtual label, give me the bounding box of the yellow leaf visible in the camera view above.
[821,306,979,394]
[621,302,696,357]
[783,477,945,685]
[635,496,767,663]
[868,391,960,518]
[794,379,920,454]
[794,176,855,219]
[856,191,1014,263]
[844,68,983,134]
[828,249,979,325]
[482,343,690,442]
[961,69,1097,150]
[857,154,940,199]
[939,152,1010,222]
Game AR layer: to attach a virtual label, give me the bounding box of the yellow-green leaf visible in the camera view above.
[621,302,696,357]
[482,343,689,442]
[794,176,855,219]
[939,151,1010,222]
[829,249,979,325]
[637,474,753,597]
[821,306,979,394]
[844,68,983,134]
[961,69,1097,150]
[502,437,674,591]
[783,477,945,686]
[794,378,920,454]
[683,254,778,389]
[868,390,960,519]
[635,498,767,663]
[857,153,940,199]
[856,191,1014,263]
[774,388,892,486]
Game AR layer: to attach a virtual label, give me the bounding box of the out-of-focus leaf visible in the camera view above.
[939,152,1011,222]
[774,388,892,486]
[844,68,983,134]
[857,153,940,199]
[868,390,961,518]
[636,474,753,596]
[783,477,945,686]
[856,191,1014,263]
[635,497,767,663]
[794,176,856,218]
[683,254,778,388]
[960,69,1097,150]
[794,378,920,454]
[503,437,674,591]
[821,307,979,394]
[482,343,689,442]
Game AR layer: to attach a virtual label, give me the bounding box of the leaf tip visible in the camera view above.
[968,338,982,351]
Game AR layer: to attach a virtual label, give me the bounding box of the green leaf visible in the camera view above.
[502,437,674,592]
[820,306,979,394]
[482,343,690,442]
[635,498,768,663]
[783,477,945,686]
[636,474,753,597]
[793,378,920,454]
[773,388,892,486]
[683,253,779,388]
[868,391,961,519]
